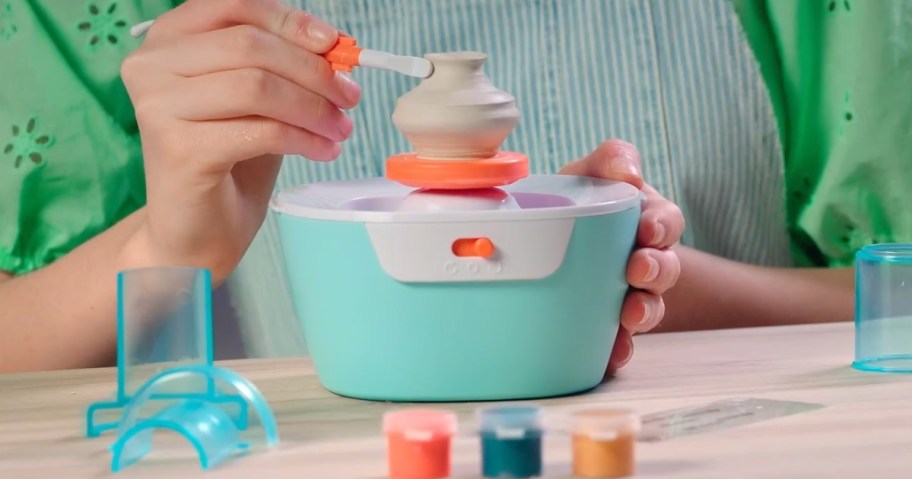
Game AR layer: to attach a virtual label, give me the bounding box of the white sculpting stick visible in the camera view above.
[129,20,433,79]
[130,20,154,38]
[357,49,433,78]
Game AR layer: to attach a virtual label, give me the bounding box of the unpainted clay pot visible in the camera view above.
[391,52,520,159]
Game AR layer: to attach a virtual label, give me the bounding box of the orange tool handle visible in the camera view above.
[323,34,363,72]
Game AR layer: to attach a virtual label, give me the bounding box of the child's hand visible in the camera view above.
[559,140,684,372]
[120,0,360,281]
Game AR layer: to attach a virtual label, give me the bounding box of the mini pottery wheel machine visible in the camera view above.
[269,37,644,401]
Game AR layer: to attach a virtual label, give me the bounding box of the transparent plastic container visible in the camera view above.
[853,243,912,373]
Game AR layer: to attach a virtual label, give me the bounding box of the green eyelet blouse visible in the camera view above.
[0,0,178,274]
[2,0,910,357]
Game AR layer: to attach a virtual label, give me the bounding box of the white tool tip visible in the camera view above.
[130,20,155,37]
[401,57,434,79]
[360,50,434,79]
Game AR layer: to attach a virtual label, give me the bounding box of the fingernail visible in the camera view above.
[608,152,640,173]
[606,162,640,180]
[639,301,652,326]
[339,114,354,140]
[642,256,659,283]
[336,72,361,105]
[622,341,634,364]
[327,142,342,161]
[307,18,337,45]
[652,222,666,244]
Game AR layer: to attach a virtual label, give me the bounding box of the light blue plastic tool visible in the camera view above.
[109,364,279,471]
[853,243,912,373]
[86,266,235,436]
[84,266,279,471]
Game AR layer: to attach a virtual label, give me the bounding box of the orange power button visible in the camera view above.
[452,238,495,258]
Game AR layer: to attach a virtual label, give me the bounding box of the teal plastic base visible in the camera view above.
[852,356,912,373]
[276,210,639,401]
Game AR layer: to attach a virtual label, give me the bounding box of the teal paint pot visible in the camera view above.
[478,405,545,477]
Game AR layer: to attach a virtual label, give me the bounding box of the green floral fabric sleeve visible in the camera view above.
[734,0,912,267]
[0,0,173,275]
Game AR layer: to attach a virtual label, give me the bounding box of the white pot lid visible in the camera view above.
[270,174,642,223]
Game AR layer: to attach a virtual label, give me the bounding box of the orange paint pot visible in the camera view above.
[570,409,640,478]
[383,409,458,479]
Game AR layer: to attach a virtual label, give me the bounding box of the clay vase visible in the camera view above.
[391,52,520,159]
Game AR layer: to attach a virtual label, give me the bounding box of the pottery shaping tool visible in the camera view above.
[323,35,433,78]
[129,21,432,79]
[637,398,825,442]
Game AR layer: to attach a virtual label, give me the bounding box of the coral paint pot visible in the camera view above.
[271,174,642,401]
[384,409,458,479]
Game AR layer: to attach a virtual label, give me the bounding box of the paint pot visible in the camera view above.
[383,409,458,479]
[477,405,544,478]
[570,408,640,478]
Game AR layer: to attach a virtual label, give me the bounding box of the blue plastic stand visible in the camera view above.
[84,267,279,471]
[109,364,279,471]
[86,267,238,436]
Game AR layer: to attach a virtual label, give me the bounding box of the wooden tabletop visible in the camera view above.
[1,322,910,478]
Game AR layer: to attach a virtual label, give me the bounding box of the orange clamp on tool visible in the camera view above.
[323,35,363,72]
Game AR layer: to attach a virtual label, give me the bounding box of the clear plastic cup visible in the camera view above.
[853,243,912,373]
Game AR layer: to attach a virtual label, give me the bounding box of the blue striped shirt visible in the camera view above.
[228,0,792,356]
